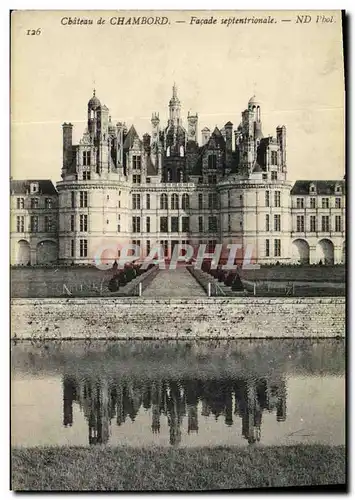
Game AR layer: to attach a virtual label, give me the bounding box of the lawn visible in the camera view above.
[11,445,346,491]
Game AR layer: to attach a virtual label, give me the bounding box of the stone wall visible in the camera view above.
[11,297,345,340]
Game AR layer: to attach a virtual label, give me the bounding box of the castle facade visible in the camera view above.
[10,86,346,266]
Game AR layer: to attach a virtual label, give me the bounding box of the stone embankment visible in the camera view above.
[11,297,345,340]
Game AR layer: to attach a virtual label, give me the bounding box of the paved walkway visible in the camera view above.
[142,267,206,297]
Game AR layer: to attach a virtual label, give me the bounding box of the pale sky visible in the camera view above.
[11,10,345,183]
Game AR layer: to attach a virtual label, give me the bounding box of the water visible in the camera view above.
[11,339,345,448]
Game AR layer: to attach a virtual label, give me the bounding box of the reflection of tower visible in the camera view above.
[225,383,233,426]
[167,381,183,446]
[63,376,75,427]
[184,379,199,434]
[187,404,198,434]
[88,379,110,445]
[151,381,162,434]
[238,380,262,445]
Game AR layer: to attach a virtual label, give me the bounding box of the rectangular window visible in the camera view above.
[132,193,141,210]
[70,240,74,258]
[70,214,75,232]
[30,216,38,232]
[146,178,151,184]
[207,240,217,253]
[16,216,24,232]
[335,197,341,209]
[271,171,278,181]
[265,191,270,207]
[322,198,329,209]
[265,214,270,231]
[208,174,217,184]
[146,240,151,255]
[208,216,217,232]
[227,191,231,208]
[44,216,53,232]
[160,240,169,257]
[171,216,179,232]
[208,155,217,169]
[296,197,304,209]
[274,239,281,257]
[71,191,75,208]
[45,198,53,209]
[310,215,316,232]
[297,215,305,232]
[228,214,231,233]
[146,194,150,209]
[83,171,91,181]
[16,198,24,209]
[146,216,151,233]
[208,193,218,209]
[198,193,203,210]
[80,214,88,232]
[160,216,168,232]
[321,215,330,232]
[133,216,141,233]
[198,216,203,233]
[31,198,39,209]
[274,191,281,207]
[133,174,141,184]
[310,197,316,209]
[79,191,88,208]
[83,151,91,166]
[133,155,141,170]
[117,222,120,233]
[182,216,190,232]
[271,151,278,165]
[265,239,270,257]
[335,215,342,232]
[79,239,88,257]
[274,214,281,232]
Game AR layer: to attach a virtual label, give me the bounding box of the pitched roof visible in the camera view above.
[207,127,225,149]
[10,179,58,195]
[146,156,158,176]
[291,180,345,195]
[123,125,142,150]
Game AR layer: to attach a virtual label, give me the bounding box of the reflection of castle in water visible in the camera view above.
[63,375,287,446]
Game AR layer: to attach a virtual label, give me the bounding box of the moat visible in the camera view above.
[11,339,345,448]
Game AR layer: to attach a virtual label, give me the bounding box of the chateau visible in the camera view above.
[10,85,346,266]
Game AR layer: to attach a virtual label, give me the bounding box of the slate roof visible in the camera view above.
[10,179,58,195]
[146,156,158,176]
[291,180,345,195]
[123,125,142,150]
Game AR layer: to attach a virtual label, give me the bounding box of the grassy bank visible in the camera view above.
[11,445,346,491]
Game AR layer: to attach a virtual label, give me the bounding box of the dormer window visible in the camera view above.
[335,184,342,194]
[271,151,277,165]
[309,183,316,193]
[30,182,39,194]
[83,151,91,166]
[208,154,217,169]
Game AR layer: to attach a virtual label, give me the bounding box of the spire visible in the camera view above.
[173,82,177,98]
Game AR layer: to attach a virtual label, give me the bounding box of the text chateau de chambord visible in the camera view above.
[10,85,346,266]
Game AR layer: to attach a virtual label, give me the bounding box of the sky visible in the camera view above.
[11,10,345,183]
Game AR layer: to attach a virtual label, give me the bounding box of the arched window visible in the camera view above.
[160,193,168,209]
[171,194,179,210]
[257,106,260,121]
[182,194,190,210]
[179,146,184,157]
[167,169,172,182]
[166,146,171,157]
